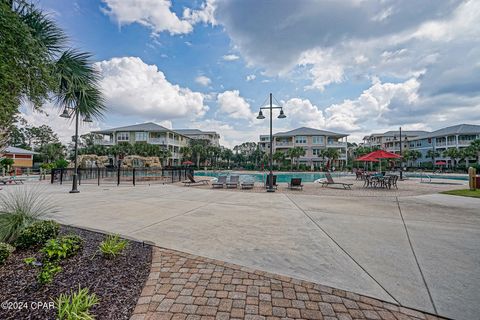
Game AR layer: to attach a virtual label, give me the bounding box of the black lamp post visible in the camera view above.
[60,106,92,193]
[399,127,403,180]
[256,93,286,192]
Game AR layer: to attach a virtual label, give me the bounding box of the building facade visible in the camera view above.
[259,127,348,167]
[1,146,38,169]
[362,124,480,167]
[174,129,220,146]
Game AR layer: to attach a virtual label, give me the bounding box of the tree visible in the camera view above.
[37,142,66,163]
[403,149,421,167]
[326,148,340,168]
[0,1,104,151]
[426,149,440,164]
[443,148,461,169]
[179,146,192,162]
[467,139,480,164]
[287,147,306,169]
[272,150,286,166]
[221,149,234,168]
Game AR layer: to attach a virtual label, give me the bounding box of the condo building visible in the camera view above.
[92,122,220,166]
[258,127,349,167]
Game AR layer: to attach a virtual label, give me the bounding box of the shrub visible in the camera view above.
[15,220,59,249]
[55,286,99,320]
[98,234,128,259]
[38,262,62,284]
[0,187,57,243]
[0,242,15,264]
[42,235,83,262]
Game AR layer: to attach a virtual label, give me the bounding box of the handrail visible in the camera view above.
[420,170,431,183]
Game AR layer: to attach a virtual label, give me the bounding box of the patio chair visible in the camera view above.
[265,174,278,190]
[0,176,25,185]
[226,175,239,188]
[212,176,227,188]
[385,175,398,189]
[288,178,303,190]
[320,172,353,189]
[183,173,209,186]
[241,180,255,189]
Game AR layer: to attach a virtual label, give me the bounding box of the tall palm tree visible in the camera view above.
[179,146,192,162]
[0,1,104,150]
[287,147,306,170]
[467,139,480,164]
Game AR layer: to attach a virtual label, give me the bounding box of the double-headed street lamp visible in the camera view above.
[60,106,92,193]
[256,93,286,192]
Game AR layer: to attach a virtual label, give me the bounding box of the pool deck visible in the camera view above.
[6,178,479,320]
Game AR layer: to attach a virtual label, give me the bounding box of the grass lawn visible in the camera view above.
[441,189,480,198]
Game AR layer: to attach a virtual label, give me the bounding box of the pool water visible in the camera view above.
[404,173,469,181]
[194,171,346,183]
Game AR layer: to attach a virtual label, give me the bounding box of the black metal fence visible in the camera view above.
[51,167,194,186]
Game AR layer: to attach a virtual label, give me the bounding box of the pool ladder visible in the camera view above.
[420,171,432,183]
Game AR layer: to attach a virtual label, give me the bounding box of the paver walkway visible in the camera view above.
[131,247,443,320]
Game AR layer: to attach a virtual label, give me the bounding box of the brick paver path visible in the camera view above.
[131,247,444,320]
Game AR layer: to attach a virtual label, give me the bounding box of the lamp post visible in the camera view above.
[60,106,92,193]
[256,93,286,192]
[399,127,403,180]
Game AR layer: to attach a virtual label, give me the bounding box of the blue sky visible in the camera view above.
[23,0,480,147]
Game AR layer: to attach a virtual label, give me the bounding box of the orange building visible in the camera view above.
[2,146,38,168]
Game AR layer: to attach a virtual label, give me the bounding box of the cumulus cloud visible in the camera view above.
[101,0,193,35]
[282,98,326,129]
[222,54,239,61]
[195,75,211,86]
[246,74,256,81]
[183,0,216,25]
[217,90,254,120]
[95,57,208,120]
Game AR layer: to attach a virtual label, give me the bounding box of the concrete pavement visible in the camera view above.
[31,183,480,320]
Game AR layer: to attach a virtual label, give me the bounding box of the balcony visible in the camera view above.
[94,139,114,146]
[435,142,447,147]
[275,141,293,147]
[326,142,347,147]
[148,138,167,145]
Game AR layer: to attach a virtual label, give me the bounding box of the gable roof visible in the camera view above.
[273,127,348,138]
[382,130,428,136]
[414,124,480,139]
[175,129,218,135]
[4,146,38,155]
[92,122,171,134]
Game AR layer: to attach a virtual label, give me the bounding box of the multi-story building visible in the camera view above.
[174,129,220,146]
[92,122,191,166]
[407,124,480,167]
[258,127,349,167]
[362,130,428,153]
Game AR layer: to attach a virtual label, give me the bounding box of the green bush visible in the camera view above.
[0,242,15,264]
[54,158,69,169]
[15,220,59,249]
[42,235,83,262]
[0,187,57,243]
[98,234,128,259]
[38,262,62,284]
[55,286,99,320]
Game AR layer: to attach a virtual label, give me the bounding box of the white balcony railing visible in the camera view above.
[94,140,114,145]
[148,138,167,144]
[275,141,293,146]
[327,142,347,147]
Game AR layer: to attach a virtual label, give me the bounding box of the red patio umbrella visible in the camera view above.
[182,160,194,165]
[356,154,379,171]
[435,161,447,165]
[360,150,401,171]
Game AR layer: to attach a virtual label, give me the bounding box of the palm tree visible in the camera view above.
[272,150,286,166]
[221,149,234,168]
[426,149,440,166]
[326,148,340,169]
[443,148,461,170]
[287,147,306,170]
[179,146,192,162]
[1,1,104,150]
[191,144,205,168]
[467,139,480,164]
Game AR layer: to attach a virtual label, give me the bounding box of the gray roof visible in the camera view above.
[4,146,38,155]
[415,124,480,140]
[382,130,428,136]
[273,127,348,138]
[92,122,171,134]
[175,129,217,135]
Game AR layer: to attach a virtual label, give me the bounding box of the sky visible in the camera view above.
[21,0,480,148]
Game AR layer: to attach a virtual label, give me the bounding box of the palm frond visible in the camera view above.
[55,49,105,119]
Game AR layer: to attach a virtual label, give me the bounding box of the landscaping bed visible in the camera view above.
[0,226,152,320]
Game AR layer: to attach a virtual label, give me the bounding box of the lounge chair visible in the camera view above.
[265,175,278,190]
[320,172,353,189]
[183,173,209,186]
[288,178,303,190]
[212,176,227,188]
[226,175,239,188]
[0,176,25,185]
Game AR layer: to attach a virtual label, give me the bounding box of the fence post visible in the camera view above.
[133,168,136,186]
[117,167,121,186]
[50,169,54,184]
[97,167,100,186]
[60,168,63,185]
[78,170,81,185]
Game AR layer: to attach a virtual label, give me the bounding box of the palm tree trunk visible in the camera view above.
[196,155,200,168]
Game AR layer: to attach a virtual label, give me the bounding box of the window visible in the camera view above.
[312,136,324,144]
[117,132,129,141]
[312,148,321,156]
[295,136,307,144]
[135,132,148,141]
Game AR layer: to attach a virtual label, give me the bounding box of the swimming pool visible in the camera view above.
[404,173,469,181]
[194,171,348,183]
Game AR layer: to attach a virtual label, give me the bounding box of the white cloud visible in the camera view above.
[183,0,216,25]
[246,74,256,81]
[21,104,101,145]
[217,90,254,120]
[101,0,192,35]
[298,49,345,91]
[222,54,239,61]
[95,57,208,120]
[283,98,326,129]
[195,75,211,86]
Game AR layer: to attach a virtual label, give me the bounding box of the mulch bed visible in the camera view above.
[0,226,152,320]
